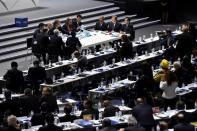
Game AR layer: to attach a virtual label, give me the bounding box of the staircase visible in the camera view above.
[0,3,160,63]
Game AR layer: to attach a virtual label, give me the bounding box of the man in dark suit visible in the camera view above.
[73,51,88,71]
[176,23,196,59]
[119,35,133,59]
[31,102,48,126]
[72,14,82,32]
[20,88,39,116]
[33,23,45,39]
[173,113,195,131]
[59,103,77,122]
[108,16,122,32]
[103,100,119,118]
[66,32,82,59]
[100,118,116,131]
[39,87,59,113]
[27,60,46,94]
[95,16,108,31]
[132,98,156,131]
[48,29,64,62]
[38,113,63,131]
[35,27,50,64]
[3,62,24,93]
[0,90,20,117]
[121,17,135,41]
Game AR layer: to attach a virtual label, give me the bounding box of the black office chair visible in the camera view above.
[25,37,34,62]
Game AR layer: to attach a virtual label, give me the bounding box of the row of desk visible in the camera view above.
[0,30,182,90]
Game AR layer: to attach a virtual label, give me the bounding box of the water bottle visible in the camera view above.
[41,60,44,67]
[111,78,115,84]
[143,35,146,41]
[58,56,61,62]
[61,72,64,78]
[118,111,122,117]
[103,61,107,66]
[112,58,115,65]
[53,75,56,82]
[150,33,153,40]
[135,53,138,59]
[73,105,78,114]
[115,112,119,118]
[121,99,125,107]
[98,101,102,109]
[49,60,52,67]
[167,106,171,111]
[78,68,81,74]
[162,45,165,50]
[54,116,60,125]
[195,101,197,109]
[139,37,142,42]
[152,48,155,53]
[99,112,102,120]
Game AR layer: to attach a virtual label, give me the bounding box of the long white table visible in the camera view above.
[40,50,165,90]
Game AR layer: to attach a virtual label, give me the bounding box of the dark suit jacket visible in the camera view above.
[20,95,39,116]
[119,42,133,59]
[77,55,88,71]
[66,36,82,57]
[174,123,195,131]
[39,95,58,113]
[38,124,63,131]
[103,106,119,117]
[3,69,24,92]
[95,21,108,31]
[72,18,82,32]
[132,103,155,126]
[108,22,122,32]
[124,126,145,131]
[27,66,46,83]
[35,32,49,53]
[48,34,64,55]
[176,32,196,58]
[99,127,116,131]
[59,114,77,123]
[0,99,19,116]
[31,112,46,126]
[121,23,135,40]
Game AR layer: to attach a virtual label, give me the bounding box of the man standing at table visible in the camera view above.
[108,16,122,32]
[3,61,24,93]
[132,98,156,131]
[95,16,108,31]
[121,17,135,41]
[27,60,46,94]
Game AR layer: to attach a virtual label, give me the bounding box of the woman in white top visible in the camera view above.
[160,71,178,111]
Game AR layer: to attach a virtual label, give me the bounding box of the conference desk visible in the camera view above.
[61,30,122,49]
[40,49,165,91]
[89,78,135,100]
[20,108,197,131]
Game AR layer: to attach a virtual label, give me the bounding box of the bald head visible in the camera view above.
[136,98,144,104]
[177,113,185,123]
